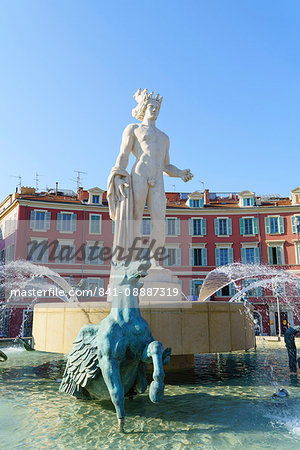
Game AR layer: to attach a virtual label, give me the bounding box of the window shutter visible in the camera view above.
[243,198,247,207]
[241,247,246,264]
[279,216,284,234]
[45,212,51,230]
[30,211,36,230]
[189,248,194,266]
[267,246,273,264]
[71,214,77,232]
[228,218,232,235]
[216,288,222,297]
[55,244,61,262]
[202,248,207,266]
[188,218,193,235]
[214,219,219,236]
[228,248,234,264]
[292,216,296,233]
[257,286,263,297]
[201,219,206,236]
[189,199,193,207]
[176,218,181,236]
[265,217,271,234]
[277,247,283,265]
[254,247,260,264]
[215,248,220,266]
[239,218,245,235]
[250,198,255,206]
[189,280,193,295]
[253,218,258,235]
[56,213,62,231]
[229,283,235,296]
[176,248,181,266]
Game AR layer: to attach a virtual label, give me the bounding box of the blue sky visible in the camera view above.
[0,1,299,201]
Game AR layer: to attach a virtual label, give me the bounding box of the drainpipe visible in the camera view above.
[81,208,86,281]
[22,206,28,259]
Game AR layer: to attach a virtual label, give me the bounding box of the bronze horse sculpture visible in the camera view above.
[60,260,171,430]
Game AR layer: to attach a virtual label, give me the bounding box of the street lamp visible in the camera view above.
[274,280,281,341]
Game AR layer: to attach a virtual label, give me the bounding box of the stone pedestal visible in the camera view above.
[140,266,182,302]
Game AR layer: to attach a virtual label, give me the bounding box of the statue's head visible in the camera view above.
[132,88,163,121]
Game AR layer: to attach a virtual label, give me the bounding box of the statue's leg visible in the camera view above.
[99,356,125,431]
[287,345,297,372]
[142,340,165,403]
[147,186,166,266]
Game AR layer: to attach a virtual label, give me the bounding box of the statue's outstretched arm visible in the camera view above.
[163,137,194,182]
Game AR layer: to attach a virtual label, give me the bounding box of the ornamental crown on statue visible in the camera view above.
[132,88,163,120]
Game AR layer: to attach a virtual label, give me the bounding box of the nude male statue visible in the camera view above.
[108,89,193,266]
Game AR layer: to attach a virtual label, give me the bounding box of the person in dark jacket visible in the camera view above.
[284,323,300,372]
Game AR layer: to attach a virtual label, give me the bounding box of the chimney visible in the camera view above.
[204,189,210,205]
[55,182,58,195]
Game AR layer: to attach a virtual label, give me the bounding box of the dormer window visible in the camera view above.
[291,187,300,205]
[87,187,104,205]
[239,191,255,207]
[187,191,204,208]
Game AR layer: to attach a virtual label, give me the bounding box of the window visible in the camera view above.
[267,245,284,265]
[241,247,260,264]
[86,244,104,265]
[189,246,207,266]
[189,218,206,236]
[142,218,151,235]
[166,218,180,236]
[6,244,15,263]
[0,309,10,337]
[240,217,258,236]
[27,240,49,263]
[30,210,51,231]
[215,247,234,266]
[56,242,75,264]
[216,283,235,297]
[0,249,5,265]
[90,215,101,234]
[189,199,204,208]
[242,279,263,297]
[87,278,103,297]
[272,281,285,297]
[243,198,254,206]
[22,310,33,337]
[92,195,100,204]
[190,279,203,296]
[163,248,181,266]
[265,216,284,235]
[57,212,77,232]
[292,216,300,234]
[214,218,232,236]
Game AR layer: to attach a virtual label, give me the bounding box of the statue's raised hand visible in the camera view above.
[114,175,129,200]
[180,169,193,182]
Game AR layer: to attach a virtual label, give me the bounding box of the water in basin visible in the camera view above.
[1,342,300,449]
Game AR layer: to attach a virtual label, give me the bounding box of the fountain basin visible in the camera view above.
[32,301,254,367]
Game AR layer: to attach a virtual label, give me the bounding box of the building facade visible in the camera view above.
[0,185,300,337]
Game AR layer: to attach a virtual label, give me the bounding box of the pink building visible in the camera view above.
[0,185,300,337]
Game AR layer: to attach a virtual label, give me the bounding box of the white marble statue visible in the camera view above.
[107,89,193,266]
